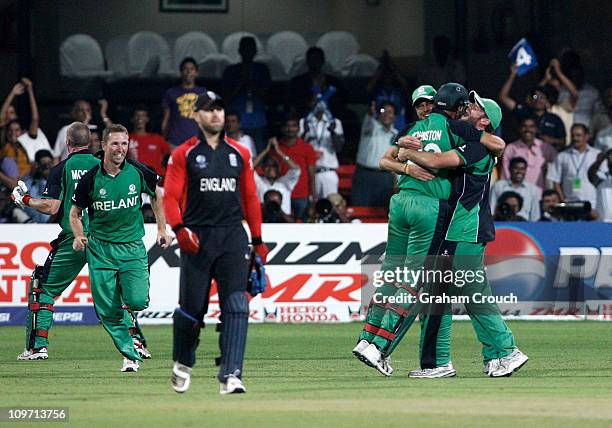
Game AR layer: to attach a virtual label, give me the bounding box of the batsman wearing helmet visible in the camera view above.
[163,91,268,394]
[353,83,506,376]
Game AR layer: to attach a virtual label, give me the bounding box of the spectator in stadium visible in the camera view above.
[591,87,612,140]
[558,50,600,128]
[0,153,18,189]
[161,57,206,147]
[300,94,344,198]
[261,189,294,223]
[21,149,53,223]
[225,110,255,158]
[1,120,31,177]
[311,193,356,223]
[417,35,466,88]
[129,105,172,176]
[499,66,566,148]
[490,156,540,221]
[269,113,316,222]
[367,50,408,130]
[222,36,271,154]
[494,191,527,221]
[594,106,612,152]
[54,99,109,161]
[1,79,51,162]
[352,101,397,207]
[547,124,605,216]
[501,116,557,195]
[587,149,612,221]
[290,46,343,117]
[89,130,101,153]
[253,138,300,216]
[539,189,563,221]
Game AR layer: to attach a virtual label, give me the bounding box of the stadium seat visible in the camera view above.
[341,53,379,77]
[347,206,388,223]
[265,31,309,76]
[256,53,287,81]
[337,164,356,200]
[105,34,130,77]
[198,53,232,80]
[173,31,218,70]
[316,31,360,75]
[60,34,112,78]
[126,31,173,77]
[221,31,265,64]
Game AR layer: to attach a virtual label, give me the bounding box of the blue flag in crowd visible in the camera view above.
[508,38,538,76]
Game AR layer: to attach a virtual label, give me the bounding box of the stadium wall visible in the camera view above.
[0,223,610,326]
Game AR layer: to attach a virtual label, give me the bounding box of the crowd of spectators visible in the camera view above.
[1,38,610,224]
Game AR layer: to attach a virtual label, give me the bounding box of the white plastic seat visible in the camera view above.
[265,31,308,75]
[127,31,173,77]
[174,31,218,70]
[221,32,264,63]
[60,34,111,77]
[105,34,130,77]
[198,53,232,79]
[341,53,379,77]
[316,31,360,75]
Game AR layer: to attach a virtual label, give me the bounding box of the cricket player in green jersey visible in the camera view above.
[70,124,171,372]
[353,83,506,376]
[400,92,528,378]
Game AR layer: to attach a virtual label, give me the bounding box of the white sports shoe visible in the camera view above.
[17,347,48,361]
[409,362,456,378]
[360,343,394,376]
[171,362,192,393]
[121,358,139,372]
[490,349,529,377]
[483,359,500,375]
[352,340,375,368]
[133,337,151,359]
[219,374,246,395]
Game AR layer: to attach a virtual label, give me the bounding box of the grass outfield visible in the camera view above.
[1,322,611,427]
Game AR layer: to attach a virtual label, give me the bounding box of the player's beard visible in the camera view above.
[201,122,224,136]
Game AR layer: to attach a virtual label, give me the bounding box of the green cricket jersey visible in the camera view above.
[42,149,99,237]
[396,110,482,200]
[72,157,159,243]
[445,141,496,243]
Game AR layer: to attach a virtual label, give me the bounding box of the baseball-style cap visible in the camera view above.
[469,90,502,130]
[411,85,437,105]
[194,91,225,111]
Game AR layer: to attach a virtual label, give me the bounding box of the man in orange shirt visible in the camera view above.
[129,106,172,176]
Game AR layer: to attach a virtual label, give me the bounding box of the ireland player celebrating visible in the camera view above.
[70,124,171,372]
[399,92,528,378]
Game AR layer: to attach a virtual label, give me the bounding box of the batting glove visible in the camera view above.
[174,225,200,255]
[11,180,31,209]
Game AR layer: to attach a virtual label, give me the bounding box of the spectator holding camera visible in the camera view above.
[352,101,397,207]
[547,124,606,217]
[299,94,344,198]
[261,190,294,223]
[367,50,408,130]
[494,191,527,222]
[587,149,612,221]
[490,156,540,221]
[499,65,566,147]
[253,137,300,216]
[539,189,563,221]
[312,193,356,223]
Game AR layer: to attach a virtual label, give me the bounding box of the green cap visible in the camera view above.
[469,90,502,130]
[411,85,437,105]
